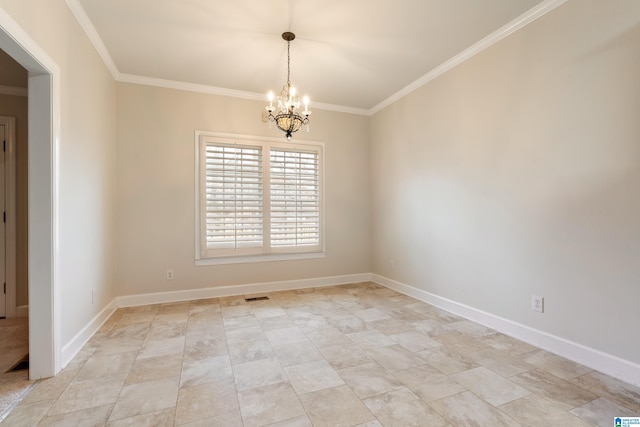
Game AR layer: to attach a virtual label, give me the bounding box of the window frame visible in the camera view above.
[195,131,325,266]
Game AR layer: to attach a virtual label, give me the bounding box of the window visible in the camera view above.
[195,132,324,264]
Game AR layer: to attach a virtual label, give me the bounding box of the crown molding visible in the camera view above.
[65,0,566,117]
[0,85,27,97]
[118,73,370,116]
[65,0,120,80]
[307,101,369,116]
[368,0,568,115]
[118,73,263,100]
[64,0,369,116]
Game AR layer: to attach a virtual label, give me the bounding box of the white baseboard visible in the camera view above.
[372,274,640,387]
[61,299,118,368]
[16,305,28,318]
[60,272,639,387]
[116,273,372,308]
[60,273,371,367]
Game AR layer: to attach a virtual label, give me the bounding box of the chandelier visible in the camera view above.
[265,32,311,140]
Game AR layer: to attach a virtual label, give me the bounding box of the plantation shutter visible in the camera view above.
[270,149,320,247]
[197,132,323,261]
[204,143,264,249]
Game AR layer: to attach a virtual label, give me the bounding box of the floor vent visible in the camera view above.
[6,354,29,373]
[245,296,269,302]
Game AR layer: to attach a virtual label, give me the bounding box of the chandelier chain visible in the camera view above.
[286,40,291,87]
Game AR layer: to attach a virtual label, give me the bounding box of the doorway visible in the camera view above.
[0,116,17,321]
[0,11,59,379]
[0,119,5,319]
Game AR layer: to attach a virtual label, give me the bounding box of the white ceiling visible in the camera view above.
[73,0,557,114]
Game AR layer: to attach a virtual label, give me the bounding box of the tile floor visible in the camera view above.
[0,317,33,419]
[2,282,639,426]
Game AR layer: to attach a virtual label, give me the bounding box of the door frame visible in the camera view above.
[0,7,61,378]
[0,116,16,319]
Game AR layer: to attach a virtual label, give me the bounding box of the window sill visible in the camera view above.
[195,251,326,266]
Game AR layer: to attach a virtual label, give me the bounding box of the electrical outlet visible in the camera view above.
[166,269,174,280]
[531,295,544,313]
[92,289,95,304]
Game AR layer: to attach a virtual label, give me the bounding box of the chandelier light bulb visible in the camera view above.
[303,96,311,115]
[267,91,275,111]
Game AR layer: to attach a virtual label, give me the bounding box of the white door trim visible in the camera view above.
[0,6,61,378]
[0,116,16,319]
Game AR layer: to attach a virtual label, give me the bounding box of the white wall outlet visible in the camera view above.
[92,289,95,304]
[166,269,174,280]
[531,295,544,313]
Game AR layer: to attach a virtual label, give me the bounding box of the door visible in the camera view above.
[0,122,5,318]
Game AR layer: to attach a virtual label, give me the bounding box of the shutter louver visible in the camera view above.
[204,144,263,249]
[270,149,320,247]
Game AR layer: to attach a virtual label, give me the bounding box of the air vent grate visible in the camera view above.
[245,296,269,302]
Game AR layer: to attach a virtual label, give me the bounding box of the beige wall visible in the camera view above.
[371,0,640,364]
[0,0,117,344]
[116,83,371,296]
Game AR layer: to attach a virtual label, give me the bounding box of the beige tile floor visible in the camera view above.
[0,317,33,420]
[2,282,640,426]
